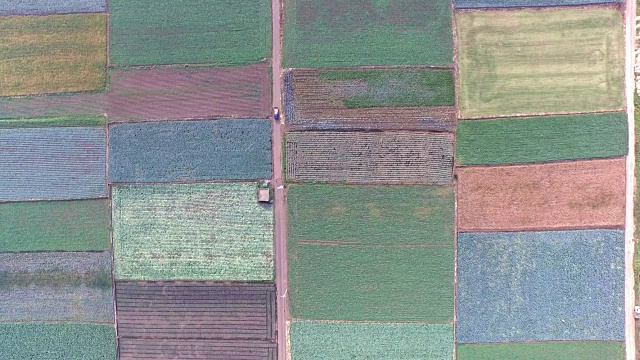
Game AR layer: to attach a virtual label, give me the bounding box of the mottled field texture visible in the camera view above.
[284,0,453,67]
[288,184,454,245]
[285,68,456,131]
[0,116,106,128]
[456,112,628,165]
[286,131,454,184]
[110,0,270,66]
[0,0,106,15]
[455,0,622,7]
[0,200,110,251]
[112,183,274,281]
[290,321,453,360]
[0,252,114,323]
[457,342,624,360]
[457,158,626,231]
[0,323,116,360]
[456,7,624,118]
[109,119,271,183]
[0,14,106,96]
[0,64,271,121]
[457,230,624,343]
[0,127,107,201]
[117,282,276,360]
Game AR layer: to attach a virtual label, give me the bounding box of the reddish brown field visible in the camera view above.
[457,158,626,232]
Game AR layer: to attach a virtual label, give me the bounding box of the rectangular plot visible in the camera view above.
[457,158,626,231]
[288,184,454,245]
[285,69,456,131]
[119,338,276,360]
[0,0,106,15]
[0,199,110,252]
[286,131,453,184]
[0,127,107,201]
[288,243,454,321]
[0,14,106,96]
[457,230,624,343]
[0,323,116,359]
[454,0,623,8]
[112,183,274,281]
[291,321,453,360]
[0,116,106,128]
[456,7,624,118]
[457,342,624,360]
[456,112,628,165]
[0,252,114,323]
[109,0,271,66]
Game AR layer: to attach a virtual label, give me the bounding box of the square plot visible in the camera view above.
[0,14,107,96]
[456,7,624,118]
[456,230,625,343]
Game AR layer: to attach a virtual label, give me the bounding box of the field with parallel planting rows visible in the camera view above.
[456,112,628,165]
[456,230,624,343]
[116,282,276,360]
[0,116,106,128]
[112,183,274,281]
[457,158,626,231]
[284,68,456,131]
[0,0,105,15]
[454,0,623,7]
[109,0,271,66]
[286,131,454,184]
[290,321,453,360]
[284,0,453,67]
[0,252,114,323]
[456,7,624,118]
[457,342,624,360]
[0,14,106,96]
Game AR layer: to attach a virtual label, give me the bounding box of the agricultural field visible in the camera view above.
[0,14,106,96]
[287,184,454,245]
[285,131,454,184]
[290,321,453,360]
[0,0,105,15]
[284,68,456,131]
[283,0,453,67]
[457,158,626,231]
[456,7,625,118]
[0,126,107,201]
[0,323,116,360]
[109,119,272,183]
[456,230,624,343]
[112,183,274,281]
[0,252,114,323]
[109,0,271,66]
[456,112,628,165]
[117,282,276,359]
[0,116,106,128]
[0,200,110,252]
[454,0,623,7]
[457,342,624,360]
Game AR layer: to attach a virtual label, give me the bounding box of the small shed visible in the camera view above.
[258,188,270,203]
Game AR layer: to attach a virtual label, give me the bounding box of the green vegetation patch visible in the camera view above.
[0,323,116,360]
[457,112,628,165]
[288,184,454,245]
[284,0,453,67]
[291,321,453,360]
[456,7,624,118]
[318,69,455,107]
[457,341,624,360]
[0,14,106,96]
[0,200,110,251]
[109,0,271,66]
[0,116,106,128]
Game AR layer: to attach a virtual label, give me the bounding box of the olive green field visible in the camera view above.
[457,342,624,360]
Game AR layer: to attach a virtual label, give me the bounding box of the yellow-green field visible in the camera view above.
[456,6,624,119]
[0,14,106,96]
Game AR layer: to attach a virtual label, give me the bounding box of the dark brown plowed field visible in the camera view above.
[116,281,276,360]
[457,158,626,232]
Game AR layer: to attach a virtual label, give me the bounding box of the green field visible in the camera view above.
[0,323,116,360]
[0,200,110,252]
[0,116,106,128]
[0,14,106,97]
[456,7,624,118]
[290,321,453,360]
[284,0,453,67]
[110,0,271,66]
[288,184,454,245]
[112,183,273,281]
[457,342,624,360]
[456,112,628,165]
